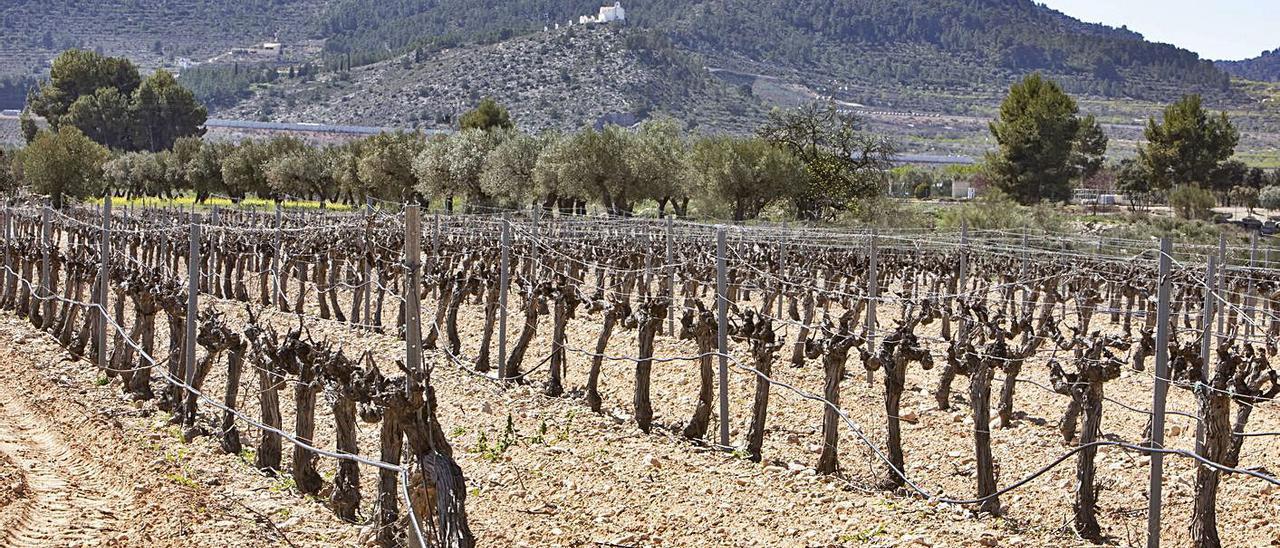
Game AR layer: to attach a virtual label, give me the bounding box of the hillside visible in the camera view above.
[4,0,1280,162]
[218,25,768,134]
[1219,49,1280,83]
[0,0,326,78]
[1,0,1247,103]
[304,0,1236,105]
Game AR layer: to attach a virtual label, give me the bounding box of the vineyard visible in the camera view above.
[0,199,1278,546]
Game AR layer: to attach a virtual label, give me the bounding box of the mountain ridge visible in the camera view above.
[1218,49,1280,83]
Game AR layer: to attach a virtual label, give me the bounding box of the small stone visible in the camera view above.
[645,453,660,469]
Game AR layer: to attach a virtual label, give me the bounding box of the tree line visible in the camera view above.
[5,94,894,221]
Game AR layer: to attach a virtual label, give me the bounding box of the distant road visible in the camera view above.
[894,153,975,165]
[204,118,394,136]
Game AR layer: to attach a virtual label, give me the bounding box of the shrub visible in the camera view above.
[1169,184,1215,220]
[1260,186,1280,211]
[937,188,1067,231]
[840,195,933,229]
[912,182,931,199]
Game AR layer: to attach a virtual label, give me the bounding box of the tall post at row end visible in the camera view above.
[715,226,730,448]
[402,204,430,548]
[1147,236,1173,548]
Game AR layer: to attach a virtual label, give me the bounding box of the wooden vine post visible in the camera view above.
[403,204,428,548]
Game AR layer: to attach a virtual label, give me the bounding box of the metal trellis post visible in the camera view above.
[778,227,787,319]
[716,226,730,448]
[40,205,51,323]
[1216,234,1226,338]
[498,219,511,379]
[363,198,373,328]
[1146,236,1173,548]
[98,197,111,370]
[1247,232,1258,337]
[866,230,878,343]
[1194,255,1216,456]
[273,202,283,308]
[183,215,201,424]
[665,217,674,335]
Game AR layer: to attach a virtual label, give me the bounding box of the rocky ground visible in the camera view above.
[0,272,1277,546]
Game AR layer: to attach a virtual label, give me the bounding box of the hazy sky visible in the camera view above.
[1036,0,1280,61]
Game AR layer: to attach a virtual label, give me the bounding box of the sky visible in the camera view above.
[1036,0,1280,61]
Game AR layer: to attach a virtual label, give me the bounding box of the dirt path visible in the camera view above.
[0,314,356,547]
[0,392,130,545]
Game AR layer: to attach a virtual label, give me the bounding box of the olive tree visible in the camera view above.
[534,125,636,216]
[357,131,425,203]
[17,126,110,208]
[413,129,505,211]
[688,136,800,222]
[479,131,548,209]
[626,117,690,217]
[266,148,335,206]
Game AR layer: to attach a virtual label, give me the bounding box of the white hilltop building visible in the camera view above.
[577,2,626,25]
